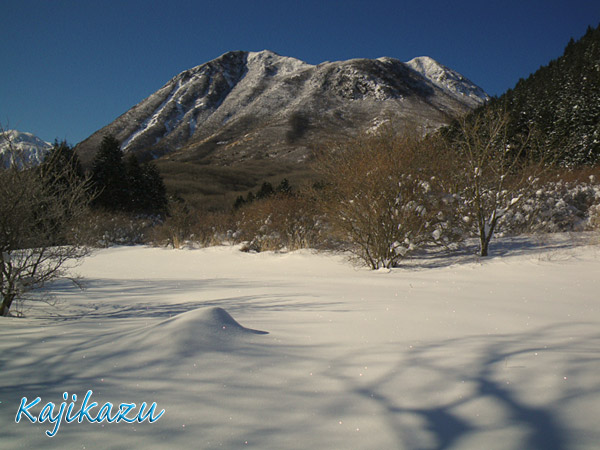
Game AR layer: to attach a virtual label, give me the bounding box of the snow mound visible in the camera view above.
[157,306,268,335]
[114,307,269,360]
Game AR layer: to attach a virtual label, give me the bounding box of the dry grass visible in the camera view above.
[156,159,319,211]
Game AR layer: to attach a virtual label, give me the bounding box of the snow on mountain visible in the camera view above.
[405,56,490,106]
[76,50,489,165]
[0,129,52,168]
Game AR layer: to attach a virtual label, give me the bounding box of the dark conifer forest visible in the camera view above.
[484,24,600,165]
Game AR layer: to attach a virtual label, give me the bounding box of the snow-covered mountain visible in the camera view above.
[405,56,489,105]
[0,129,52,168]
[76,50,488,165]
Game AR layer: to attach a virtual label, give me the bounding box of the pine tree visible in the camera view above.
[90,135,128,211]
[276,178,293,195]
[256,181,274,199]
[139,161,168,215]
[90,135,168,215]
[41,140,85,195]
[43,140,84,177]
[233,195,246,209]
[124,153,146,212]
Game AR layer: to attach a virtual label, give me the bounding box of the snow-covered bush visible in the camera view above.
[589,203,600,230]
[496,179,600,234]
[73,211,160,248]
[150,201,233,249]
[377,176,461,264]
[235,194,323,252]
[315,131,455,269]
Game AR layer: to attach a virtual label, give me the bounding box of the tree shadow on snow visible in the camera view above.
[29,277,347,321]
[404,234,585,270]
[322,322,600,449]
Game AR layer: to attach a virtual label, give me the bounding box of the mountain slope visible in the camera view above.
[405,56,488,104]
[0,129,52,168]
[76,50,488,166]
[486,24,600,164]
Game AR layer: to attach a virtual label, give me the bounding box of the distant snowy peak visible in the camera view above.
[0,129,52,168]
[405,56,489,105]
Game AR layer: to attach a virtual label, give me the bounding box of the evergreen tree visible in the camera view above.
[90,135,168,215]
[90,135,129,211]
[138,160,168,215]
[41,140,85,196]
[124,153,146,212]
[276,178,293,195]
[256,181,274,199]
[34,141,89,245]
[233,195,246,209]
[43,140,84,178]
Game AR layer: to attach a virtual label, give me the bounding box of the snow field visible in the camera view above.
[1,235,599,449]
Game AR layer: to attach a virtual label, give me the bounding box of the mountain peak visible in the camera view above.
[406,56,489,105]
[247,49,281,58]
[246,50,313,76]
[1,129,52,168]
[76,51,488,165]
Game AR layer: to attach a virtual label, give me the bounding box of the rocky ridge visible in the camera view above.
[76,50,488,165]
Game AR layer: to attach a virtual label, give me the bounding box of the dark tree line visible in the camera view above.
[233,178,293,209]
[483,23,600,165]
[90,135,168,215]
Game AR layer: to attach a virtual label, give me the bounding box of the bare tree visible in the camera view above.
[0,128,92,316]
[443,109,553,256]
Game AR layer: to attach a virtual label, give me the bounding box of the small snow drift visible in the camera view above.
[124,307,269,359]
[159,306,268,335]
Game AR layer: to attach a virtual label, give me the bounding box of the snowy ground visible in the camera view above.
[1,234,599,449]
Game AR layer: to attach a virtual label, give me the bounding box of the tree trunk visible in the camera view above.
[478,215,489,257]
[479,213,497,257]
[0,293,14,317]
[480,237,489,257]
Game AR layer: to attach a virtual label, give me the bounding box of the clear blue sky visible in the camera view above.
[1,0,599,144]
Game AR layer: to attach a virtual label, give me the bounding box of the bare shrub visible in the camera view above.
[235,194,323,252]
[150,200,235,249]
[191,211,236,247]
[314,130,454,269]
[73,211,158,247]
[150,199,198,249]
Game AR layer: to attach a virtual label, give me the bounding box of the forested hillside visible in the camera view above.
[486,24,600,165]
